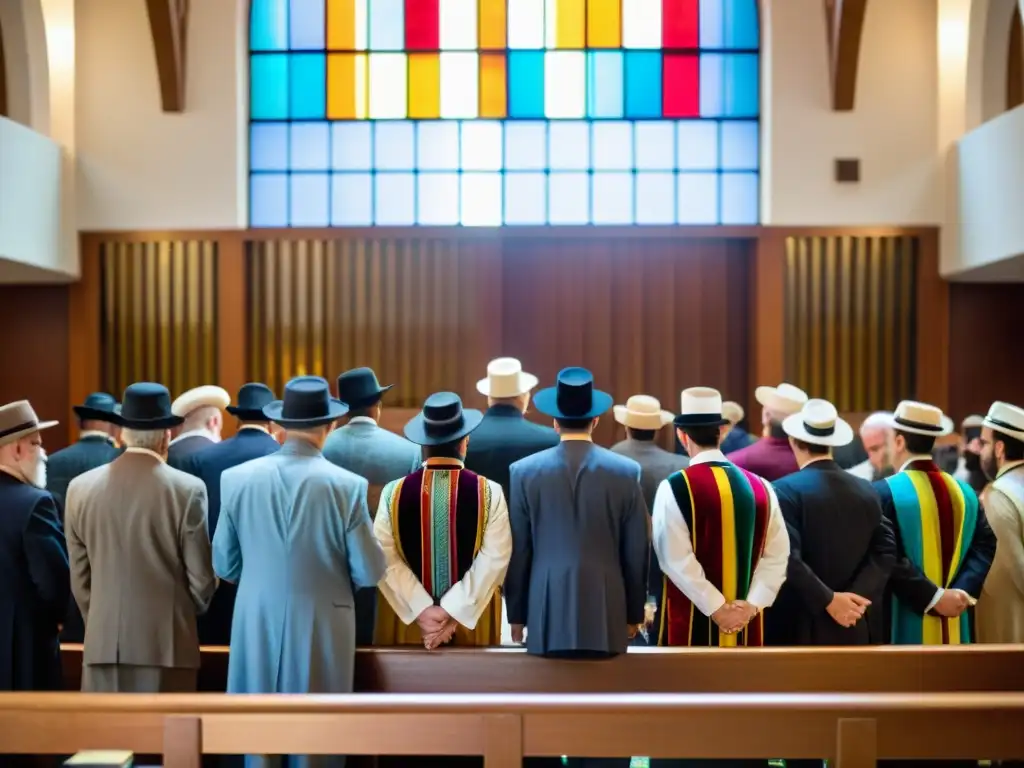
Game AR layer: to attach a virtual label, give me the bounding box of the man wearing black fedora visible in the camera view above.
[185,383,281,647]
[65,382,218,692]
[213,376,385,737]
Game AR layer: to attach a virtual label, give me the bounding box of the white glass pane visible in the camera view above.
[700,54,724,117]
[677,173,719,224]
[634,122,675,170]
[676,121,718,170]
[592,122,633,170]
[332,123,372,170]
[290,122,330,171]
[289,0,325,49]
[369,0,403,50]
[699,0,724,47]
[353,0,368,49]
[369,53,407,118]
[250,174,288,227]
[441,53,479,118]
[251,123,288,171]
[622,0,662,49]
[440,0,477,50]
[592,172,634,224]
[548,172,589,224]
[374,173,416,225]
[461,173,502,226]
[331,173,373,225]
[548,121,589,170]
[508,0,544,49]
[544,52,586,119]
[418,173,460,224]
[416,122,460,170]
[461,121,503,171]
[504,173,547,224]
[289,174,329,226]
[721,172,759,224]
[635,172,676,224]
[374,122,415,170]
[720,121,759,170]
[504,121,547,170]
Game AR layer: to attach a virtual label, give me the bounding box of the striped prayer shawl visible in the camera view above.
[658,462,771,647]
[886,462,978,645]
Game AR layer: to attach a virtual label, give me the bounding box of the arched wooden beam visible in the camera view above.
[825,0,869,111]
[145,0,188,112]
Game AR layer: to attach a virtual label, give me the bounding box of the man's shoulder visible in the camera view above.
[66,461,111,496]
[509,444,559,474]
[161,462,207,495]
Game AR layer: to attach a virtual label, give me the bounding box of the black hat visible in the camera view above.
[336,367,393,410]
[73,392,122,424]
[263,376,349,428]
[533,367,612,421]
[403,392,483,446]
[226,383,276,421]
[119,383,184,430]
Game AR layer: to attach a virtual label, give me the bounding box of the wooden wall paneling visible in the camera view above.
[751,232,786,425]
[68,237,103,445]
[217,237,246,436]
[914,230,948,412]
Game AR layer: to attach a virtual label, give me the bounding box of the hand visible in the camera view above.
[934,589,970,617]
[711,603,746,634]
[415,605,450,634]
[731,600,759,626]
[826,592,870,628]
[423,618,457,650]
[511,624,525,644]
[627,624,639,640]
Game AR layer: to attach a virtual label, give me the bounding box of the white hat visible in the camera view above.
[860,411,893,432]
[476,358,539,399]
[783,399,854,447]
[755,382,808,417]
[614,395,674,431]
[983,401,1024,442]
[961,414,985,430]
[888,400,954,437]
[722,401,745,424]
[675,387,730,428]
[171,385,231,417]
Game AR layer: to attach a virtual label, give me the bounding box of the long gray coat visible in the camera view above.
[504,441,650,656]
[322,419,421,514]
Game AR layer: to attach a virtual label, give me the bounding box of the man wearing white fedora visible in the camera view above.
[727,382,808,481]
[976,401,1024,643]
[766,400,895,650]
[168,384,231,471]
[874,400,996,645]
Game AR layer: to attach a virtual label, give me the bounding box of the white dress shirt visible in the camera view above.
[373,459,513,629]
[651,448,790,617]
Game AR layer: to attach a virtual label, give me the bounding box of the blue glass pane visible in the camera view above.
[508,52,546,118]
[461,173,502,226]
[724,0,759,49]
[699,54,724,117]
[289,0,325,49]
[548,121,589,170]
[634,122,675,171]
[251,55,289,120]
[592,172,633,224]
[677,173,718,224]
[724,54,759,117]
[624,51,662,118]
[721,172,758,224]
[504,173,546,224]
[290,122,330,170]
[548,173,589,224]
[677,121,718,170]
[289,53,325,119]
[504,121,547,170]
[417,173,460,225]
[698,0,723,48]
[331,123,372,170]
[250,123,288,171]
[586,52,623,119]
[331,173,373,225]
[720,121,758,170]
[250,0,288,51]
[374,122,415,170]
[635,172,676,224]
[369,0,404,51]
[250,173,288,227]
[592,122,633,170]
[290,174,329,226]
[417,122,460,171]
[374,173,415,224]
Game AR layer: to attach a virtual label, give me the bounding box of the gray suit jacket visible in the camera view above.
[65,450,217,669]
[504,441,650,656]
[322,419,421,514]
[610,438,689,511]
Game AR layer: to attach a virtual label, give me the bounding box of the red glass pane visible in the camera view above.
[663,54,700,117]
[662,0,699,48]
[405,0,440,50]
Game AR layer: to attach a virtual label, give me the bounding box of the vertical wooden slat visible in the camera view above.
[881,237,898,409]
[915,229,949,411]
[898,238,916,401]
[69,237,104,442]
[838,237,853,410]
[824,237,838,403]
[218,236,246,435]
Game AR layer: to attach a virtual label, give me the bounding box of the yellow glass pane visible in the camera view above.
[327,0,367,50]
[478,0,507,50]
[327,53,368,119]
[479,53,507,118]
[408,53,441,118]
[587,0,621,48]
[556,0,586,48]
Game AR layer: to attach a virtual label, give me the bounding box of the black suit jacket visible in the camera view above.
[168,434,216,473]
[0,473,70,690]
[464,405,560,499]
[767,460,896,646]
[183,428,280,645]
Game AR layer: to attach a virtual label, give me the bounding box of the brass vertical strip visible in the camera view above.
[145,244,158,381]
[824,237,838,403]
[277,240,292,381]
[206,243,218,382]
[130,244,143,385]
[293,240,308,377]
[838,237,853,411]
[116,243,131,397]
[324,241,338,384]
[339,240,355,379]
[352,239,369,369]
[898,237,916,401]
[311,241,325,381]
[853,238,867,412]
[881,237,898,409]
[267,242,281,393]
[101,245,115,393]
[173,241,187,395]
[186,241,200,389]
[369,238,384,377]
[383,236,399,392]
[413,240,428,403]
[248,244,263,384]
[783,238,795,380]
[399,239,415,406]
[796,238,810,393]
[866,238,882,409]
[431,239,447,396]
[809,238,823,398]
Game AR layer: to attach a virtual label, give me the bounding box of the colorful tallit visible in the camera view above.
[374,465,501,646]
[658,462,771,647]
[886,460,979,645]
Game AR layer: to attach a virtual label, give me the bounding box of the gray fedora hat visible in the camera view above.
[0,401,58,449]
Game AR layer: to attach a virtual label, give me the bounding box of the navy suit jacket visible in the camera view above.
[0,473,70,690]
[464,405,559,500]
[184,428,280,645]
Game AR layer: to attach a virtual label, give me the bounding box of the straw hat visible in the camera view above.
[614,395,674,431]
[983,401,1024,442]
[783,399,854,447]
[887,400,954,437]
[754,382,808,416]
[172,385,230,417]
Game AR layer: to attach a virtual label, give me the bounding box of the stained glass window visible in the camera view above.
[248,0,760,227]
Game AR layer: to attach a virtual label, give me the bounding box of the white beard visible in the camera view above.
[21,450,47,489]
